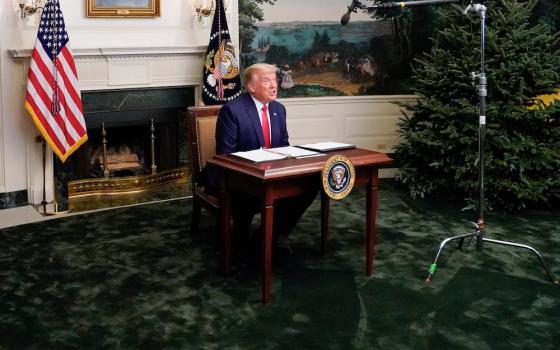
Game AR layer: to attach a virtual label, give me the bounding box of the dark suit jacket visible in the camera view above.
[204,93,290,193]
[216,93,289,154]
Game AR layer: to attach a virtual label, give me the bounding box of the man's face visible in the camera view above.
[248,70,277,104]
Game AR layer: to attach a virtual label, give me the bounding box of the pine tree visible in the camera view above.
[395,0,560,210]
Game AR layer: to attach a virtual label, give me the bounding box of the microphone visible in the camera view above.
[341,0,365,25]
[368,0,461,10]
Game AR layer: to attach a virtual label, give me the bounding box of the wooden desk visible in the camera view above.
[207,148,393,304]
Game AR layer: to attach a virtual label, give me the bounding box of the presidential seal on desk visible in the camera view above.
[322,155,355,200]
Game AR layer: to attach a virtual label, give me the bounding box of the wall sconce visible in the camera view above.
[17,0,45,20]
[193,0,230,24]
[193,0,214,23]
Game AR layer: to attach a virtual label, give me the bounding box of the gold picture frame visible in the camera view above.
[87,0,160,18]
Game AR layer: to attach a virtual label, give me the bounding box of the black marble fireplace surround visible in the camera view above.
[54,87,195,210]
[0,190,28,210]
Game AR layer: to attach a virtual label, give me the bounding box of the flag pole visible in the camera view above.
[39,137,55,216]
[39,0,58,216]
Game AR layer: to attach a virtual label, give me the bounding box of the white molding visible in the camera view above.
[0,40,5,190]
[8,46,207,58]
[8,46,207,92]
[279,94,417,105]
[283,95,416,157]
[108,61,151,86]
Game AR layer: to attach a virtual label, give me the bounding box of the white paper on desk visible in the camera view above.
[297,141,355,152]
[231,149,287,162]
[269,146,321,158]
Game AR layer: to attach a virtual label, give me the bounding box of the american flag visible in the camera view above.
[25,0,87,162]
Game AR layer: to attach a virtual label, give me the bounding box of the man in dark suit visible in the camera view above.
[211,63,316,248]
[215,64,289,153]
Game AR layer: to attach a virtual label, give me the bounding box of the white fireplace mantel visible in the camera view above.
[9,46,207,91]
[9,46,207,59]
[5,45,207,205]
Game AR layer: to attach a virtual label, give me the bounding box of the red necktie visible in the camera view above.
[261,105,271,148]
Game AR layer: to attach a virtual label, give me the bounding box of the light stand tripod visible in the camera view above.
[425,3,558,284]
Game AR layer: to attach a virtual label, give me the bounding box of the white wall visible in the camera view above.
[284,95,414,151]
[8,0,236,50]
[0,0,33,196]
[0,1,4,193]
[283,95,414,178]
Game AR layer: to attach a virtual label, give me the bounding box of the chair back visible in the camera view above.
[187,105,222,187]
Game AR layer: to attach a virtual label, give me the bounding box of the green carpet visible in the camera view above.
[1,182,559,349]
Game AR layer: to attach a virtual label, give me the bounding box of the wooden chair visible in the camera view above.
[187,105,222,233]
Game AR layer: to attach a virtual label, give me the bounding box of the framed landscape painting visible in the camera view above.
[86,0,160,17]
[239,0,411,97]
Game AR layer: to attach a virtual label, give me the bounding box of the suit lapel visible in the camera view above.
[243,94,264,147]
[268,104,280,148]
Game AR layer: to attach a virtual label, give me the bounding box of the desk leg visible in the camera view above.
[321,191,330,255]
[365,170,379,276]
[220,189,232,276]
[262,199,274,304]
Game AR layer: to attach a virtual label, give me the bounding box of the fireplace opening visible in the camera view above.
[82,124,149,178]
[72,121,180,179]
[54,87,195,211]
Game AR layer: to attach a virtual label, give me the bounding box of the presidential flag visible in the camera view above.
[25,0,87,162]
[202,0,242,105]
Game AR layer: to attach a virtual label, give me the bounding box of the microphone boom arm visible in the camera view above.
[367,0,461,11]
[341,0,463,24]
